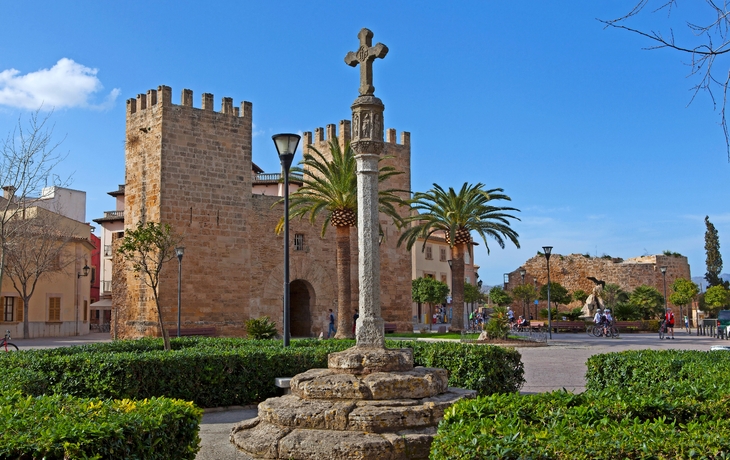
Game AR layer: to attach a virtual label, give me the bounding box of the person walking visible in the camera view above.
[665,308,675,339]
[352,310,359,335]
[328,309,336,338]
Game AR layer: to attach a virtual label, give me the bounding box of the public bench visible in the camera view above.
[384,323,397,334]
[552,321,585,332]
[522,321,545,332]
[168,327,217,337]
[614,321,643,331]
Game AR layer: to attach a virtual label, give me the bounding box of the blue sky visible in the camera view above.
[0,1,728,286]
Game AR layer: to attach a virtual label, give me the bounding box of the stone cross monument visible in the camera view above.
[231,29,474,459]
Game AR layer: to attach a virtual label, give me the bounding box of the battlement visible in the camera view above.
[126,85,252,119]
[303,121,410,147]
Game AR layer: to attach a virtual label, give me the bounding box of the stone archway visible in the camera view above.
[290,279,315,337]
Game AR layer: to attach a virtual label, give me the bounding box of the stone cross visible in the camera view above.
[344,28,389,96]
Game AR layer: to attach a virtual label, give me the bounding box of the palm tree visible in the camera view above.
[398,183,520,331]
[276,140,405,338]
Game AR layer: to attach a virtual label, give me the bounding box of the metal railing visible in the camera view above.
[254,172,304,183]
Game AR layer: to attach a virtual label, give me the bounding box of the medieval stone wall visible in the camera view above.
[505,253,692,314]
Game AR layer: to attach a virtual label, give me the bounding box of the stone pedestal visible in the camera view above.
[230,358,475,459]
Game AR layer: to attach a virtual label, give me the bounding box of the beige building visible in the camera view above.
[0,205,94,338]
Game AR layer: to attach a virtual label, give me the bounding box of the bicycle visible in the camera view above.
[591,323,619,338]
[1,330,18,351]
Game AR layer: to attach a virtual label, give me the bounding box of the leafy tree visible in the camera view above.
[412,277,450,331]
[464,282,483,304]
[563,307,585,321]
[489,286,513,307]
[539,282,572,310]
[705,216,727,288]
[398,183,520,331]
[513,283,538,318]
[600,283,630,311]
[669,278,700,320]
[539,307,558,320]
[572,289,589,306]
[629,285,665,320]
[277,140,405,338]
[117,222,183,351]
[704,285,730,316]
[613,302,641,321]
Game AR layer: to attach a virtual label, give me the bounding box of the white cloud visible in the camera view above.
[0,58,120,110]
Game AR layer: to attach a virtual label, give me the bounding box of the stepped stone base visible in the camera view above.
[230,345,474,459]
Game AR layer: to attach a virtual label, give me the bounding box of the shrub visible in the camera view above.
[432,390,730,459]
[485,306,509,339]
[0,338,524,407]
[0,391,201,459]
[244,316,278,339]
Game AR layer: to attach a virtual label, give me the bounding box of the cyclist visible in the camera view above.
[593,308,603,328]
[665,308,675,339]
[603,309,613,337]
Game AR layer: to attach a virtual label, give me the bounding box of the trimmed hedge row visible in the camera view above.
[585,349,730,398]
[0,338,524,408]
[431,391,730,459]
[0,391,201,459]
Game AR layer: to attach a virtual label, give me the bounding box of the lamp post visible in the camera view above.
[519,268,526,319]
[477,279,483,329]
[543,246,553,339]
[447,259,453,330]
[533,277,538,319]
[273,133,301,347]
[76,264,90,336]
[175,247,184,338]
[660,266,668,319]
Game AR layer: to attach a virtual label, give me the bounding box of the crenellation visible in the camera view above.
[234,107,240,117]
[127,98,137,114]
[386,128,396,144]
[137,93,147,110]
[202,93,214,111]
[339,120,351,145]
[315,127,324,143]
[159,85,172,106]
[326,124,336,142]
[303,132,313,146]
[147,89,157,106]
[400,131,410,146]
[241,101,252,119]
[181,89,193,107]
[222,97,233,115]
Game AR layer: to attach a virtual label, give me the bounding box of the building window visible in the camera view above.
[104,245,113,257]
[48,297,61,322]
[294,233,304,251]
[83,300,88,321]
[464,252,471,264]
[3,297,15,322]
[425,273,435,279]
[465,276,471,284]
[439,247,447,262]
[441,274,448,284]
[425,245,433,260]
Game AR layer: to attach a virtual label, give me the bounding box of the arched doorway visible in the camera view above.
[290,280,313,337]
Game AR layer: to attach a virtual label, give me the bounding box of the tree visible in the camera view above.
[599,283,630,311]
[3,208,79,338]
[539,282,572,310]
[398,183,520,331]
[705,216,727,288]
[704,285,730,316]
[513,283,538,318]
[629,285,665,319]
[464,282,483,304]
[117,222,183,351]
[488,286,513,307]
[572,289,589,307]
[411,277,449,331]
[278,141,405,339]
[0,110,69,294]
[601,1,730,159]
[669,277,700,320]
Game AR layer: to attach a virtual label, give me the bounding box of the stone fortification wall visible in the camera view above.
[302,122,413,330]
[505,253,691,313]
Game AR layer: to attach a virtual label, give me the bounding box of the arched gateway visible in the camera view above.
[289,279,315,337]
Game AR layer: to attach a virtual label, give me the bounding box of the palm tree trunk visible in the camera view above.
[334,225,352,339]
[451,243,466,331]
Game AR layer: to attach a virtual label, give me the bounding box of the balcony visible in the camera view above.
[93,210,124,224]
[104,245,113,257]
[254,172,304,184]
[102,280,112,294]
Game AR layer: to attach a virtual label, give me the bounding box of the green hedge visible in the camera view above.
[0,338,524,407]
[432,390,730,459]
[0,392,201,459]
[585,349,730,399]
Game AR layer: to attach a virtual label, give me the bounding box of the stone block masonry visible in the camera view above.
[113,86,415,339]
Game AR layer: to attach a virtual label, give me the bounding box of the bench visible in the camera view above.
[168,327,217,337]
[552,321,585,332]
[518,321,544,332]
[614,321,642,331]
[384,323,397,334]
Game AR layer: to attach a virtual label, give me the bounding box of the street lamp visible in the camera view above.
[519,268,526,318]
[543,246,553,339]
[76,264,90,336]
[533,277,538,319]
[660,266,668,319]
[175,247,185,338]
[273,133,301,347]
